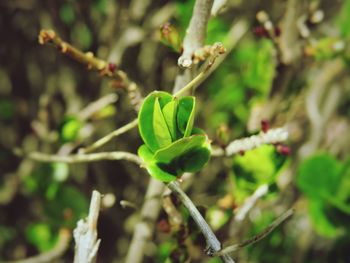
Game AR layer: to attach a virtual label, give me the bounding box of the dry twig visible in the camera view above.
[74,190,102,263]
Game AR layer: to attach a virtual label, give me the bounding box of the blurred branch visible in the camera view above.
[74,190,102,263]
[178,0,214,68]
[215,209,294,256]
[299,59,345,158]
[38,29,143,110]
[168,181,235,263]
[125,179,165,263]
[223,128,289,156]
[234,184,269,222]
[211,0,227,16]
[80,118,138,154]
[14,149,142,165]
[5,229,71,263]
[78,93,118,121]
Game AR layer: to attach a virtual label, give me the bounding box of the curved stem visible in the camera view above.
[167,181,235,262]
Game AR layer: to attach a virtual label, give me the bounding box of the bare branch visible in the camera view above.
[38,29,143,110]
[168,181,235,263]
[74,190,102,263]
[178,0,214,68]
[234,184,269,222]
[80,118,138,154]
[14,149,142,165]
[215,209,294,256]
[78,94,118,121]
[5,229,71,263]
[125,179,165,263]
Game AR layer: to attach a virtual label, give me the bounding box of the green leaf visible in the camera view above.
[297,153,342,200]
[179,147,211,173]
[60,116,82,143]
[162,98,178,140]
[154,135,208,164]
[153,97,172,148]
[308,199,340,238]
[177,96,195,137]
[138,91,172,152]
[138,145,178,182]
[25,223,56,252]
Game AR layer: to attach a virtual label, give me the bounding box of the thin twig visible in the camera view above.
[234,184,269,222]
[38,29,143,110]
[167,181,235,263]
[4,229,71,263]
[78,93,118,121]
[178,0,214,68]
[14,149,142,165]
[80,118,138,154]
[214,208,294,256]
[174,43,225,97]
[74,190,102,263]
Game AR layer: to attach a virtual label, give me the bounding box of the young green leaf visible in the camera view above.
[138,145,177,182]
[153,97,172,148]
[179,147,211,173]
[138,91,172,152]
[154,135,209,164]
[177,96,195,137]
[162,98,178,141]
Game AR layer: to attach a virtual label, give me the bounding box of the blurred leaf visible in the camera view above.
[60,116,82,143]
[206,206,231,231]
[25,223,56,252]
[0,99,15,120]
[297,153,342,200]
[71,23,93,50]
[336,0,350,38]
[234,145,276,184]
[59,3,75,25]
[45,186,88,228]
[51,163,69,182]
[92,104,116,119]
[308,199,340,238]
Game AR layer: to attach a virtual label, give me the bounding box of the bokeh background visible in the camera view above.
[0,0,350,262]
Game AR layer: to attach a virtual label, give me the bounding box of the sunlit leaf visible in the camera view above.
[154,135,208,164]
[153,97,172,148]
[138,91,173,152]
[177,96,195,137]
[162,98,178,140]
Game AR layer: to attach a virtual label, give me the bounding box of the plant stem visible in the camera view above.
[174,43,224,97]
[214,208,294,256]
[167,181,235,262]
[14,149,142,165]
[80,118,138,153]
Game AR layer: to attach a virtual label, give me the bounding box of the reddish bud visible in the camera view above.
[239,150,245,156]
[108,63,117,72]
[261,119,269,133]
[157,219,171,233]
[276,144,291,155]
[253,26,268,37]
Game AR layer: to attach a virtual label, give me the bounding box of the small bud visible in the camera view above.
[108,63,117,72]
[261,119,269,133]
[276,144,291,155]
[157,219,171,233]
